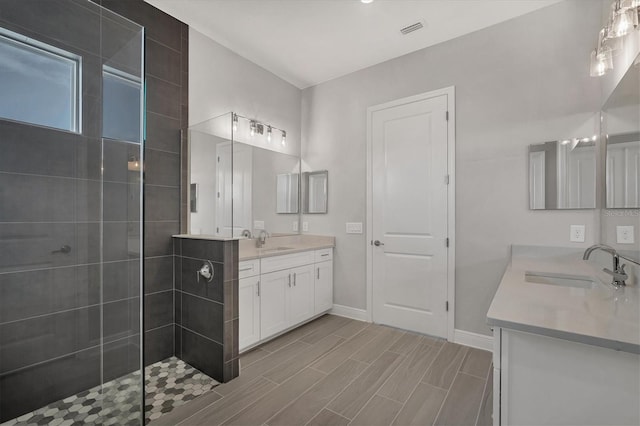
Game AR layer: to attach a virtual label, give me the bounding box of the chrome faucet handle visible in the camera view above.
[603,264,628,287]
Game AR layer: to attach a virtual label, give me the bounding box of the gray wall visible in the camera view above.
[301,0,603,335]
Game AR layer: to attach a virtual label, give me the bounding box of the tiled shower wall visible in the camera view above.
[0,0,145,421]
[97,0,189,366]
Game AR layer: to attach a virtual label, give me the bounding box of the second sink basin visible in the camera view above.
[525,271,596,289]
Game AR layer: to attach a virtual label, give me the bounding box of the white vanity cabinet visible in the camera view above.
[314,249,333,314]
[239,248,334,351]
[238,259,261,350]
[493,327,640,426]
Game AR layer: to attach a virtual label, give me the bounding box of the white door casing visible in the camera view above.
[367,87,455,340]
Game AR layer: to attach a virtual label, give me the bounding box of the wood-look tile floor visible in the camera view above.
[150,315,493,426]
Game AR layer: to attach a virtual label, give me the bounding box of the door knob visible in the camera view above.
[373,240,384,246]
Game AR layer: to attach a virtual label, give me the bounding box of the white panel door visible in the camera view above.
[259,269,289,339]
[371,94,449,337]
[238,276,260,351]
[288,265,315,325]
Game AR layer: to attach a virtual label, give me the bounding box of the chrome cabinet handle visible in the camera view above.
[239,266,253,272]
[288,274,291,287]
[293,272,296,286]
[51,245,71,254]
[317,267,320,280]
[256,281,260,296]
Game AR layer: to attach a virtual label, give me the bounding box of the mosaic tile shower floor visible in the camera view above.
[2,357,218,426]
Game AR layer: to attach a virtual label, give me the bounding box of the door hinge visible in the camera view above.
[445,111,449,121]
[216,227,219,233]
[445,237,449,248]
[445,175,450,185]
[446,301,449,311]
[217,156,220,163]
[217,191,220,198]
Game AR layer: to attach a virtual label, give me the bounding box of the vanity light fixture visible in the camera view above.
[232,112,288,148]
[590,0,640,77]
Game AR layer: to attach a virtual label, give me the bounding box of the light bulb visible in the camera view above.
[267,126,272,143]
[281,130,287,146]
[250,120,256,137]
[611,9,633,37]
[232,114,238,132]
[361,0,374,3]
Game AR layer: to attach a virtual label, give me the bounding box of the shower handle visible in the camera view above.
[51,245,72,254]
[197,261,214,283]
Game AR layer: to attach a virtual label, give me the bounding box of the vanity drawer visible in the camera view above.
[261,251,315,274]
[315,248,333,262]
[239,259,260,278]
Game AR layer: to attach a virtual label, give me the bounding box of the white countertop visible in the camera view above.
[487,245,640,354]
[239,234,335,261]
[172,234,240,241]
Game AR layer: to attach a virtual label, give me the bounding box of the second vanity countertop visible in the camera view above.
[239,234,335,261]
[487,245,640,354]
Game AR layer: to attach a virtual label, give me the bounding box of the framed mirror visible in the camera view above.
[528,139,596,210]
[276,173,299,214]
[303,170,328,214]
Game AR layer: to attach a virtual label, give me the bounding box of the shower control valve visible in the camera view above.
[197,261,214,283]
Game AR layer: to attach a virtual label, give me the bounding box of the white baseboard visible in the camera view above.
[330,304,368,322]
[453,329,493,351]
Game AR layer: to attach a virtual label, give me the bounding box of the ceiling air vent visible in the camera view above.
[400,21,424,35]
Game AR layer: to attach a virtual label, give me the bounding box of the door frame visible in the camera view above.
[365,86,456,342]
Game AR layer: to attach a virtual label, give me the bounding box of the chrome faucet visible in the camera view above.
[583,244,628,288]
[240,229,252,239]
[256,230,269,248]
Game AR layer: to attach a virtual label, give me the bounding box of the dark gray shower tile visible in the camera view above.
[0,222,77,273]
[0,173,76,223]
[173,237,182,256]
[0,120,86,178]
[144,221,179,257]
[144,255,174,294]
[74,222,102,265]
[0,306,100,374]
[181,71,189,105]
[102,139,142,184]
[0,345,101,423]
[223,279,239,322]
[103,259,141,303]
[146,76,180,119]
[0,0,101,54]
[181,292,223,344]
[103,182,141,222]
[0,264,101,323]
[180,327,223,382]
[145,185,180,222]
[180,256,223,303]
[103,334,141,382]
[144,324,174,366]
[146,112,181,153]
[144,290,173,331]
[174,290,182,327]
[174,320,182,359]
[83,94,103,140]
[181,238,225,262]
[145,148,180,187]
[75,178,102,223]
[103,297,140,344]
[223,240,238,282]
[103,222,141,262]
[75,137,103,181]
[223,318,239,363]
[147,39,181,85]
[101,13,143,75]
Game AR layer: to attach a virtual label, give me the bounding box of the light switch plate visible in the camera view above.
[616,226,635,244]
[346,222,363,234]
[302,222,309,232]
[570,225,585,243]
[292,221,299,232]
[254,220,265,230]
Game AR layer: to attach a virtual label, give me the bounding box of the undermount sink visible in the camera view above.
[261,246,294,252]
[525,271,596,289]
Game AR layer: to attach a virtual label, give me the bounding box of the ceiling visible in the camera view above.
[145,0,561,89]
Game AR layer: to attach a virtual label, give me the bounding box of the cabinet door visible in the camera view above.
[239,276,260,351]
[260,269,290,340]
[314,260,333,314]
[288,264,315,326]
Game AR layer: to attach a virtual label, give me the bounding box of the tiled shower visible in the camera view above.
[0,0,214,424]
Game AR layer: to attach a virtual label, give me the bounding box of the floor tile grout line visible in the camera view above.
[474,368,492,426]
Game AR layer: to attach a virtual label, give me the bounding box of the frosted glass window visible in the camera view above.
[103,67,142,143]
[0,28,80,132]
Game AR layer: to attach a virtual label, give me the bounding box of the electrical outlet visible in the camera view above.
[570,225,585,243]
[254,220,265,230]
[292,221,299,232]
[616,226,635,244]
[302,222,309,232]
